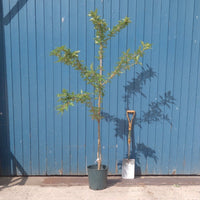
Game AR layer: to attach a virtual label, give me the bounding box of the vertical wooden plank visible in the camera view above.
[17,0,24,175]
[0,0,10,176]
[185,0,200,174]
[52,0,62,175]
[126,0,138,174]
[69,0,78,174]
[156,0,170,174]
[10,0,23,175]
[116,0,128,174]
[77,0,87,174]
[108,0,120,174]
[169,0,186,175]
[18,0,31,175]
[137,0,147,174]
[162,0,178,174]
[0,0,4,174]
[177,0,194,174]
[44,0,54,175]
[126,0,137,113]
[101,0,111,171]
[61,0,70,175]
[27,0,39,175]
[148,0,161,174]
[35,0,46,175]
[3,0,14,175]
[86,0,95,168]
[134,0,147,174]
[155,0,170,174]
[191,0,200,174]
[142,0,154,174]
[129,0,138,172]
[27,2,39,175]
[192,44,200,174]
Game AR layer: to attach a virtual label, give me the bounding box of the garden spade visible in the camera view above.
[122,110,136,179]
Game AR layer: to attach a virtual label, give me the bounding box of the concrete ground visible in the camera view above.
[0,176,200,200]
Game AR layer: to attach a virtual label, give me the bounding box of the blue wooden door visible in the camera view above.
[0,0,200,175]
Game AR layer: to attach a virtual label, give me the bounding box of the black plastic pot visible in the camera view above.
[87,164,108,190]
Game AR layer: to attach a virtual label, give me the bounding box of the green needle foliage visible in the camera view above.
[51,9,151,170]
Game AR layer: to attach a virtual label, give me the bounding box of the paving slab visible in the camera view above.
[0,176,200,187]
[1,176,200,200]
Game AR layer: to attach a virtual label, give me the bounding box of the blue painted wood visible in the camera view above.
[135,0,146,174]
[142,0,154,174]
[60,0,70,175]
[101,0,110,170]
[18,0,31,175]
[177,0,195,174]
[3,0,15,176]
[44,0,55,175]
[27,0,39,175]
[35,0,46,175]
[117,0,128,174]
[148,0,162,174]
[185,0,200,174]
[69,0,78,175]
[190,0,200,174]
[157,0,170,174]
[1,0,200,176]
[182,0,195,175]
[85,0,95,170]
[109,0,121,174]
[0,0,10,176]
[77,0,87,175]
[170,0,186,175]
[52,0,62,175]
[126,0,138,174]
[164,0,178,174]
[192,44,200,174]
[10,0,24,175]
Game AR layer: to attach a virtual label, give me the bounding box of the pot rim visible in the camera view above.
[87,164,108,171]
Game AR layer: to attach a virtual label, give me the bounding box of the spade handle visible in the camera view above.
[126,110,135,131]
[126,110,135,159]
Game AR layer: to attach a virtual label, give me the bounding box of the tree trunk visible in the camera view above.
[97,44,103,170]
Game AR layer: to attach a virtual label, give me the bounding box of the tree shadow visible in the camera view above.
[3,0,29,25]
[0,152,28,191]
[0,0,10,177]
[116,143,158,175]
[9,152,28,176]
[124,64,156,102]
[0,0,28,189]
[107,178,122,187]
[103,90,175,139]
[102,64,175,175]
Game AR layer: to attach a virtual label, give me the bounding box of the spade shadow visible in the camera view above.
[102,64,175,175]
